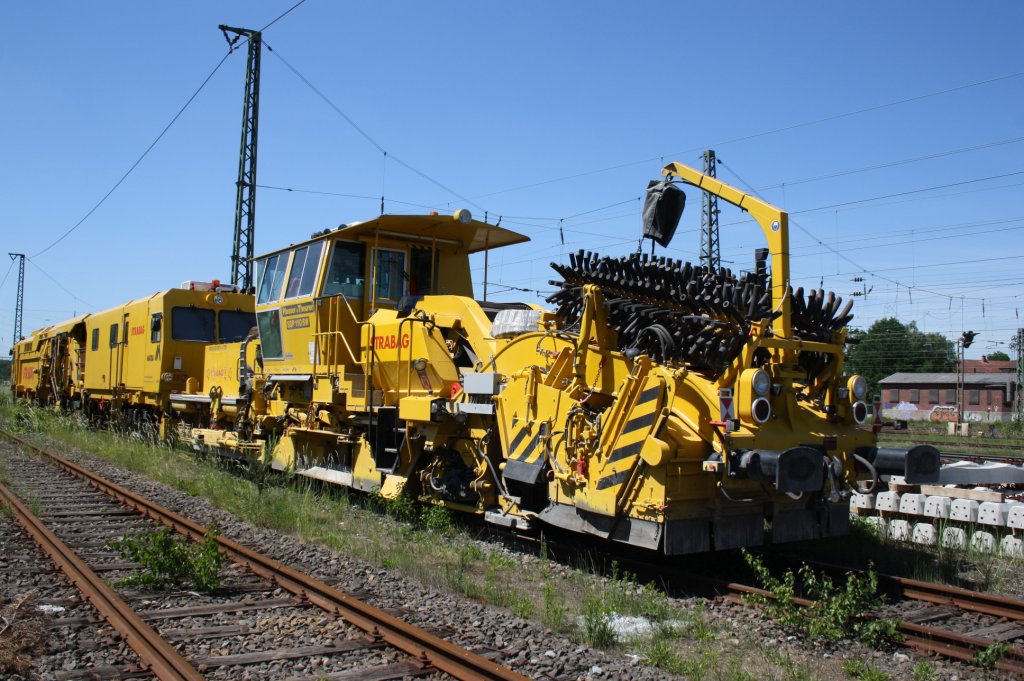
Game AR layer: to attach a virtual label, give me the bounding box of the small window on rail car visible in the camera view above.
[109,323,118,348]
[91,328,99,351]
[170,307,215,342]
[256,254,288,304]
[322,241,366,298]
[150,313,162,343]
[256,309,283,359]
[219,310,257,342]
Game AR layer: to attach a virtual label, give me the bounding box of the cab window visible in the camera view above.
[91,328,99,351]
[256,253,288,304]
[409,246,437,295]
[374,249,406,301]
[171,307,215,342]
[219,310,257,342]
[284,241,324,299]
[322,241,366,298]
[256,310,283,359]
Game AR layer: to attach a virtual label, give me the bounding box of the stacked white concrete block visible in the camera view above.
[911,523,937,545]
[923,496,951,519]
[875,491,901,512]
[949,499,980,523]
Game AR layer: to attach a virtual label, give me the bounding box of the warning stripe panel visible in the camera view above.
[507,422,544,465]
[598,381,663,485]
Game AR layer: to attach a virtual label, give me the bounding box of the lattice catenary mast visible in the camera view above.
[701,150,720,271]
[8,253,25,351]
[221,25,262,292]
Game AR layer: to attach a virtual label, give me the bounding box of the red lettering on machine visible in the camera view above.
[373,333,410,350]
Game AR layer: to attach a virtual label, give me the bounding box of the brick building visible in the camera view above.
[879,372,1016,423]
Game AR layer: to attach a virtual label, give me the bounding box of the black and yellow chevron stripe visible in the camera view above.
[595,384,661,490]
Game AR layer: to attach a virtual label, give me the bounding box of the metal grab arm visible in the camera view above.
[661,161,792,341]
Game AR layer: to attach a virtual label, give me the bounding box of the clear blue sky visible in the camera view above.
[2,1,1022,359]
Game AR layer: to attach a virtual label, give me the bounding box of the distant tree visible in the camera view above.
[986,351,1010,362]
[0,358,9,383]
[844,317,955,400]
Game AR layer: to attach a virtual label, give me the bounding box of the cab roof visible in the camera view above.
[257,213,530,259]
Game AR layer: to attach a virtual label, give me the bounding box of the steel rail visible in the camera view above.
[697,570,1024,675]
[0,429,530,681]
[0,480,204,681]
[794,557,1024,621]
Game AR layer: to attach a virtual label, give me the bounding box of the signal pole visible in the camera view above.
[221,25,262,293]
[700,150,720,271]
[1015,328,1024,421]
[8,253,25,352]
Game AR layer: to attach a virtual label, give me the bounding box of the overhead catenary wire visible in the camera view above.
[265,42,487,214]
[30,51,235,259]
[717,159,1008,309]
[26,258,94,311]
[466,70,1024,201]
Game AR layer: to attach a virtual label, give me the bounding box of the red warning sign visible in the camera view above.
[719,388,735,421]
[450,382,463,398]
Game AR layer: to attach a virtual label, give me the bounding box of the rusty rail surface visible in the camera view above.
[0,428,530,681]
[0,480,204,681]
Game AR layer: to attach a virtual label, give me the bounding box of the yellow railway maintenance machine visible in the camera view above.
[10,315,87,408]
[189,165,939,554]
[80,283,255,433]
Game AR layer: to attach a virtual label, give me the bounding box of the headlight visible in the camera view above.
[751,397,772,424]
[751,369,771,397]
[454,208,473,225]
[849,375,867,401]
[852,401,868,424]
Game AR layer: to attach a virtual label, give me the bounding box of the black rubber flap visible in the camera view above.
[503,458,545,485]
[642,180,685,247]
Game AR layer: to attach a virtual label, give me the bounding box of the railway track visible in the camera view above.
[0,427,529,681]
[496,524,1024,676]
[732,556,1024,676]
[878,434,1024,462]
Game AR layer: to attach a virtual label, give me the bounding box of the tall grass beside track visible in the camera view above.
[0,393,917,680]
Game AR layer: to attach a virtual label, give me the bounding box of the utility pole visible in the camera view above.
[8,253,25,353]
[700,150,720,271]
[221,25,262,293]
[957,330,977,428]
[1015,328,1024,421]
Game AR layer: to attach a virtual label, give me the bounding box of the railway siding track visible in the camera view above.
[0,427,530,681]
[734,557,1024,676]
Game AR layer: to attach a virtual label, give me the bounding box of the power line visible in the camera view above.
[467,70,1024,201]
[757,135,1024,191]
[790,170,1024,216]
[30,50,236,259]
[259,0,308,31]
[26,258,95,311]
[265,42,486,213]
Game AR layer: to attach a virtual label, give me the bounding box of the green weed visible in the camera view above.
[743,550,900,646]
[910,660,936,680]
[109,526,224,592]
[972,641,1008,670]
[842,658,891,681]
[421,503,455,534]
[581,591,616,648]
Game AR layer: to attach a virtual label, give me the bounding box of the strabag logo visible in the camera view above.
[373,333,410,350]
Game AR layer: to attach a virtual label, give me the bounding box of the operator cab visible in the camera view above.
[252,211,529,371]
